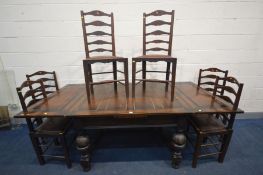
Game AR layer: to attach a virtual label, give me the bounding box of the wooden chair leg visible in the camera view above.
[171,60,176,101]
[165,62,171,91]
[124,60,129,99]
[34,118,48,145]
[192,134,203,168]
[113,61,118,93]
[60,135,72,168]
[218,131,233,163]
[83,62,91,103]
[88,64,94,95]
[29,134,45,165]
[142,61,146,91]
[132,60,136,98]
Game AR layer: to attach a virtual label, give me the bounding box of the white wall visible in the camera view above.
[0,0,262,112]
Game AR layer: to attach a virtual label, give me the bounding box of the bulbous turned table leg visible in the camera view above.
[76,135,91,172]
[171,133,186,169]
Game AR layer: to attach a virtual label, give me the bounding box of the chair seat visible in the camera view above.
[133,54,176,62]
[36,118,71,135]
[84,56,127,63]
[190,114,226,133]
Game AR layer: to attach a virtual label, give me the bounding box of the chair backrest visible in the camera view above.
[81,10,116,58]
[16,80,47,112]
[16,80,47,131]
[198,68,228,95]
[143,10,174,56]
[213,76,244,128]
[26,71,59,95]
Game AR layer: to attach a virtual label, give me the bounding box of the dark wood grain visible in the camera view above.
[15,81,244,170]
[15,82,243,119]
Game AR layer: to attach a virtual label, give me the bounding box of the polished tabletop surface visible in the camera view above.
[15,82,243,118]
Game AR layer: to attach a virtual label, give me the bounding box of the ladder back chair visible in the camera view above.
[195,68,228,128]
[132,10,177,101]
[26,71,59,96]
[16,80,72,168]
[81,10,129,103]
[188,76,243,168]
[26,71,59,126]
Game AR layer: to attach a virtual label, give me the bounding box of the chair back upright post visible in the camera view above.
[111,12,116,56]
[168,10,174,56]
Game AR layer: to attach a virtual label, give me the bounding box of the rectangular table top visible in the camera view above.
[14,82,244,118]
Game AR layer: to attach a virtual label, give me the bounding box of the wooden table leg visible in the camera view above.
[171,119,186,169]
[76,135,91,172]
[171,133,186,168]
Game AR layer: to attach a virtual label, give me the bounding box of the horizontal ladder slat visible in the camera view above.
[146,47,169,52]
[145,10,172,17]
[89,48,112,53]
[146,40,169,44]
[146,30,170,36]
[86,31,112,36]
[85,21,111,26]
[83,10,111,17]
[146,20,171,26]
